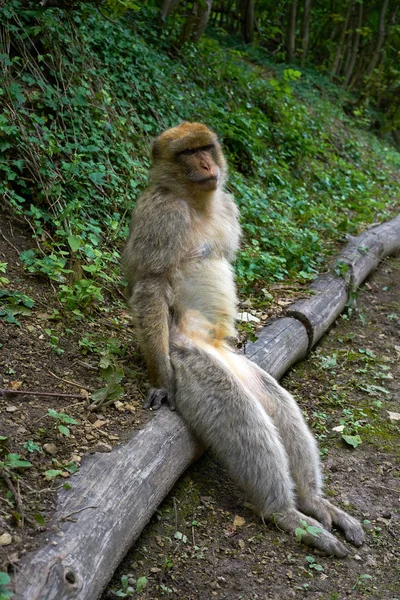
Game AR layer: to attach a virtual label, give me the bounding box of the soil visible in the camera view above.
[0,214,399,599]
[0,215,151,573]
[102,258,400,600]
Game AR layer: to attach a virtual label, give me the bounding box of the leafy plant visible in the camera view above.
[294,519,323,542]
[90,364,125,408]
[305,555,324,572]
[0,571,13,600]
[47,409,78,437]
[0,263,9,287]
[0,290,34,326]
[0,453,32,473]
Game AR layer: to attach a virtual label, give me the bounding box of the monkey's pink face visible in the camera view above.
[178,145,220,191]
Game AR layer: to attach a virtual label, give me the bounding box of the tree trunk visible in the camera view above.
[239,0,254,44]
[193,0,213,41]
[300,0,311,67]
[330,0,353,78]
[365,0,389,78]
[286,0,298,62]
[180,0,213,44]
[159,0,181,23]
[343,0,363,87]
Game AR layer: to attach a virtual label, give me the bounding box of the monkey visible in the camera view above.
[122,122,365,556]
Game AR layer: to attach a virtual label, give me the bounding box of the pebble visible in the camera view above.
[6,406,18,413]
[43,443,58,456]
[0,533,12,546]
[91,441,112,453]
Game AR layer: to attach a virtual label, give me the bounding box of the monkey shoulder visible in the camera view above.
[126,191,192,275]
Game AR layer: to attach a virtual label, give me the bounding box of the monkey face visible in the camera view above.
[177,145,220,191]
[151,122,227,192]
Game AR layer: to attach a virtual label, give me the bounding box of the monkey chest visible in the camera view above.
[175,257,237,332]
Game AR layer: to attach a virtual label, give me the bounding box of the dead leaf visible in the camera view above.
[93,419,106,428]
[332,425,345,432]
[223,524,236,537]
[233,515,246,528]
[387,411,400,421]
[10,381,22,390]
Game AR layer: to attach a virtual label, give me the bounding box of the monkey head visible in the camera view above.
[151,122,227,193]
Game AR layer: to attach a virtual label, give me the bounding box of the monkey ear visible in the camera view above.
[151,137,161,161]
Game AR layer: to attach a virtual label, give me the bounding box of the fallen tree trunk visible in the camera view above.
[14,214,400,600]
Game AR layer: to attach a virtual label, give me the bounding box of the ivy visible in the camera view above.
[0,1,399,308]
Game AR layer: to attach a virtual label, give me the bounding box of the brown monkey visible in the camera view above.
[123,122,240,409]
[123,122,365,556]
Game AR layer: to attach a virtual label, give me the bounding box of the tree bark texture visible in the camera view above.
[365,0,389,78]
[286,0,298,62]
[331,0,354,78]
[300,0,311,67]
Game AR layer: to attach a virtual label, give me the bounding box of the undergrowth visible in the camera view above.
[1,1,400,313]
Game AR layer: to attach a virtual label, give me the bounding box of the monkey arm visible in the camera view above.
[123,197,192,409]
[130,276,176,409]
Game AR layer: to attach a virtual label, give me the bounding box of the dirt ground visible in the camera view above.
[102,258,400,600]
[0,215,399,599]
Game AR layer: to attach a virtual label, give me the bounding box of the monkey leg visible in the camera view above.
[247,361,365,548]
[171,342,349,557]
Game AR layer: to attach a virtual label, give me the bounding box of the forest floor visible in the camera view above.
[0,216,399,599]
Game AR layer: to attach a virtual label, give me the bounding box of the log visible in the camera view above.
[14,214,400,600]
[15,412,203,600]
[286,215,400,348]
[245,317,308,378]
[286,274,348,349]
[336,214,400,287]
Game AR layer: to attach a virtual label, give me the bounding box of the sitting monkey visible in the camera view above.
[123,122,365,556]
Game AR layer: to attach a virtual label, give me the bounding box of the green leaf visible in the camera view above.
[342,434,362,448]
[89,172,106,185]
[295,527,306,541]
[305,525,323,538]
[67,235,82,252]
[0,572,11,586]
[136,576,147,593]
[23,440,41,453]
[44,469,63,479]
[34,513,46,526]
[6,454,32,469]
[58,424,70,437]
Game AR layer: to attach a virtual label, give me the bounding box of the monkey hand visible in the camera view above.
[144,387,176,411]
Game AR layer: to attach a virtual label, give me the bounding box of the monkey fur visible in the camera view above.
[123,122,365,556]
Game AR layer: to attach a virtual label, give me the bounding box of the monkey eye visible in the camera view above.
[180,148,197,156]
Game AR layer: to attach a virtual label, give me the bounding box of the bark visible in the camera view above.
[180,0,213,43]
[238,0,255,44]
[300,0,311,67]
[343,0,363,87]
[365,0,389,78]
[330,0,353,78]
[193,0,213,42]
[159,0,181,23]
[286,0,298,62]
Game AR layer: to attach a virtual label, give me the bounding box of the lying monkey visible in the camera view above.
[123,122,365,556]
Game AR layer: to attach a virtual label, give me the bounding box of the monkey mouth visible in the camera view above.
[196,175,218,185]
